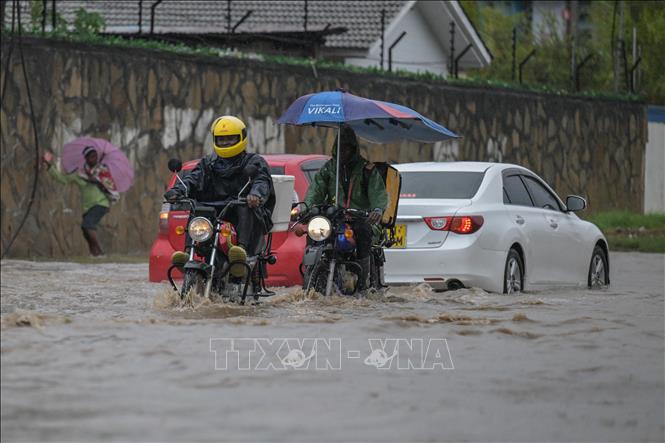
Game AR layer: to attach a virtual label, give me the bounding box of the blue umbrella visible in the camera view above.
[277,89,459,204]
[277,90,458,143]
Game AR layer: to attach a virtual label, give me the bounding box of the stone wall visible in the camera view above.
[1,37,648,257]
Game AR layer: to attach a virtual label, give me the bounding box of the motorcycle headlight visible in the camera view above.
[307,216,332,241]
[188,217,213,242]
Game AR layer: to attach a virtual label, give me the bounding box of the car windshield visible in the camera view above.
[399,171,485,199]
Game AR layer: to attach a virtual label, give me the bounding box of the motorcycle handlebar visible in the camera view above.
[162,198,248,219]
[345,208,369,219]
[295,205,369,222]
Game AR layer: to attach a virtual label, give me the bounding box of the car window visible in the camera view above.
[503,175,534,206]
[301,159,327,183]
[269,166,285,175]
[399,172,485,199]
[522,175,562,211]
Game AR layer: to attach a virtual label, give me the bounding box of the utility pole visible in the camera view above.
[570,0,578,89]
[511,27,516,81]
[138,0,143,34]
[631,26,637,92]
[41,0,47,33]
[380,9,385,70]
[613,0,624,92]
[449,21,455,77]
[227,0,231,34]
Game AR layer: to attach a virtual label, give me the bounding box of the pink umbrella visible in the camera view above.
[61,137,134,193]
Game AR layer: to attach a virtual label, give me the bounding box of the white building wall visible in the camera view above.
[344,6,448,77]
[532,0,566,38]
[644,121,665,213]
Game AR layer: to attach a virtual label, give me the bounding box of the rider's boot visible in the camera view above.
[171,250,188,266]
[228,244,248,278]
[357,256,371,294]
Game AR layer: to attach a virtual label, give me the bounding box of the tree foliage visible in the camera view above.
[461,0,664,104]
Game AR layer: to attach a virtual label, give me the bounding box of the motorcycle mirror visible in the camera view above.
[244,164,259,179]
[168,158,183,173]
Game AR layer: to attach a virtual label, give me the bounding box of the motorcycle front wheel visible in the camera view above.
[180,269,205,300]
[304,259,330,295]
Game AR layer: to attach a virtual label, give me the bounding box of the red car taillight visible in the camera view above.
[159,212,169,234]
[424,215,484,234]
[449,216,484,234]
[159,203,170,235]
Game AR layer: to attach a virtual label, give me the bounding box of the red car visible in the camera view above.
[148,154,329,287]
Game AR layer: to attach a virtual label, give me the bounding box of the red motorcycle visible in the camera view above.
[165,159,276,304]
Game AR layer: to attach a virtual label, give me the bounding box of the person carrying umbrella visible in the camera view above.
[296,124,388,291]
[42,146,118,257]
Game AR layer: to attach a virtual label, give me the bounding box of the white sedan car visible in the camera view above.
[383,162,610,293]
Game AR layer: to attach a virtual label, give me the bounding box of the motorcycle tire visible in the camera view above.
[304,259,329,295]
[180,269,205,300]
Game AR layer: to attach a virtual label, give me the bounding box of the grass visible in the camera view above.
[585,211,665,253]
[586,211,665,231]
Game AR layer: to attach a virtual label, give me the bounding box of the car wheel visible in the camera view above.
[588,245,609,289]
[503,249,524,294]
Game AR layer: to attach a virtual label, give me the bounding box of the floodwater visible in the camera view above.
[1,252,663,442]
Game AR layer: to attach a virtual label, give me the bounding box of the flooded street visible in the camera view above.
[1,252,663,442]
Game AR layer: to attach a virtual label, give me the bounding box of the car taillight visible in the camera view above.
[424,215,483,234]
[159,203,170,234]
[424,217,450,230]
[450,216,484,234]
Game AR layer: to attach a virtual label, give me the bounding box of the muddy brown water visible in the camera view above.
[1,252,663,442]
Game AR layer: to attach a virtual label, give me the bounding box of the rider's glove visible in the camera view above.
[164,188,183,203]
[247,194,262,208]
[367,208,383,225]
[293,223,307,237]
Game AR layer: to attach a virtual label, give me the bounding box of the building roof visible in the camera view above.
[5,0,491,66]
[6,0,405,49]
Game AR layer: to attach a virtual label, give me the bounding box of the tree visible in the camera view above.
[460,0,665,104]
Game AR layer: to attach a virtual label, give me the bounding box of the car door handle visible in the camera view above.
[515,215,525,225]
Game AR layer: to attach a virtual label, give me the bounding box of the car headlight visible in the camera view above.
[188,217,213,242]
[308,216,332,241]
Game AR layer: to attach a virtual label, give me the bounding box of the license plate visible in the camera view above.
[388,224,406,248]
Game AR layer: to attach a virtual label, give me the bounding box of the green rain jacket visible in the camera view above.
[305,147,388,212]
[48,166,110,213]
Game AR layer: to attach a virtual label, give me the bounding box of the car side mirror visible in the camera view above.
[168,158,183,173]
[566,195,587,212]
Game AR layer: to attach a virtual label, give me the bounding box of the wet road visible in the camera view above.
[1,252,663,442]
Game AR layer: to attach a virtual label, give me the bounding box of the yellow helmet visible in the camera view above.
[210,115,248,158]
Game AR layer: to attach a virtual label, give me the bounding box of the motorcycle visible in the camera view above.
[165,159,277,305]
[294,204,395,297]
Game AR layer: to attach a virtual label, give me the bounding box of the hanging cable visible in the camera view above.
[2,0,42,258]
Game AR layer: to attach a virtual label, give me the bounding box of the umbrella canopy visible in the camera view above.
[61,137,134,192]
[276,90,459,144]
